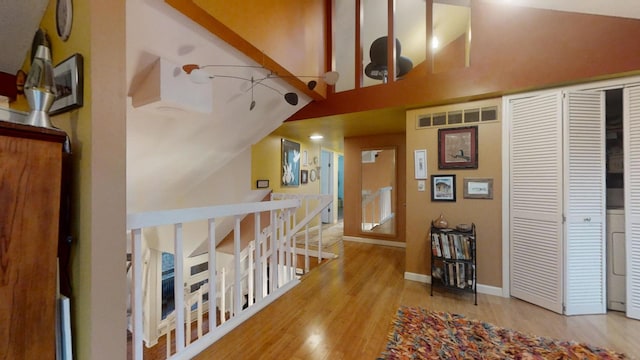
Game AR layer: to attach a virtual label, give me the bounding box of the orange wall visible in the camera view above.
[405,98,502,287]
[290,2,640,120]
[344,132,406,242]
[167,0,329,100]
[433,33,466,74]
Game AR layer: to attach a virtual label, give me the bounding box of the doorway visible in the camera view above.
[605,88,625,312]
[337,155,344,220]
[320,149,333,224]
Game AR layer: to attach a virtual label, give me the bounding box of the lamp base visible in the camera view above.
[24,110,54,128]
[24,88,56,128]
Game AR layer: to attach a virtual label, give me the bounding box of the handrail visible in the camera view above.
[270,193,334,272]
[127,198,300,360]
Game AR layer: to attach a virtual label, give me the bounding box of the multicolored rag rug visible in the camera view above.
[378,306,626,359]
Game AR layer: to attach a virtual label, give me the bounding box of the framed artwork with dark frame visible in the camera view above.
[281,139,300,186]
[438,126,478,169]
[463,178,493,199]
[50,53,84,115]
[431,174,456,202]
[301,170,308,184]
[256,179,269,189]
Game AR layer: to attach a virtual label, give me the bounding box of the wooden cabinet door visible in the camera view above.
[0,125,64,360]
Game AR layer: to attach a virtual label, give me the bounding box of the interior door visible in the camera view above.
[509,92,564,314]
[563,91,606,315]
[624,85,640,320]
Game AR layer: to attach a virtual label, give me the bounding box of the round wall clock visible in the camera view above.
[56,0,73,41]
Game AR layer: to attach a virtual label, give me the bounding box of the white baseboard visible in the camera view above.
[403,272,505,297]
[404,272,429,283]
[343,236,406,248]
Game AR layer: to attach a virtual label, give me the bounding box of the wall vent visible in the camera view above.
[416,105,498,129]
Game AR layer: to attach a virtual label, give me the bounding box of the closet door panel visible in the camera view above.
[625,86,640,320]
[564,91,606,315]
[510,92,564,314]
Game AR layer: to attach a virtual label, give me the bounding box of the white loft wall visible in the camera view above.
[126,0,310,216]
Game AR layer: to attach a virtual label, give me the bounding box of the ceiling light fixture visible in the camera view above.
[309,134,324,140]
[182,64,339,111]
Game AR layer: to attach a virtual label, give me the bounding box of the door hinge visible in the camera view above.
[562,214,566,223]
[562,303,566,313]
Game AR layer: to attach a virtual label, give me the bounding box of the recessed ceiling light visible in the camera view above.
[310,135,324,140]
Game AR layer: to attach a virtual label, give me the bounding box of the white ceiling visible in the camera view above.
[125,0,312,211]
[0,0,49,74]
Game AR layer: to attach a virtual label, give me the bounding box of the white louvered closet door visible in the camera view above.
[624,86,640,320]
[510,92,564,314]
[563,91,606,315]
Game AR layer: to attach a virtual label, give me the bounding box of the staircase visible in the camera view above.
[127,193,333,359]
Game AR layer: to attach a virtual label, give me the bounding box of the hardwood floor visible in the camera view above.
[194,241,640,359]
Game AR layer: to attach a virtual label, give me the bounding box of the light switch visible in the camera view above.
[418,180,426,192]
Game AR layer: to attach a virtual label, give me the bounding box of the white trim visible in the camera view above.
[501,97,511,298]
[404,272,429,283]
[343,236,406,248]
[404,272,505,297]
[477,284,504,297]
[294,247,338,260]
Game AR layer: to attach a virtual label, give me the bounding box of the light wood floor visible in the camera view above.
[194,241,640,359]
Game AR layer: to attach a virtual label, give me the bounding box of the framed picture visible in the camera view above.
[281,139,300,186]
[256,179,269,189]
[431,174,456,202]
[50,53,84,115]
[301,170,308,184]
[463,178,493,199]
[414,149,427,179]
[438,126,478,169]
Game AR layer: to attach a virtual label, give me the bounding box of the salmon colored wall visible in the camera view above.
[405,98,502,287]
[344,132,406,242]
[362,149,395,195]
[290,2,640,120]
[433,33,466,74]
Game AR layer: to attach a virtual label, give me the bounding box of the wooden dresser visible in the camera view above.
[0,120,67,360]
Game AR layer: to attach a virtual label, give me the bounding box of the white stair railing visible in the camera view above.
[270,193,333,273]
[128,198,300,360]
[361,186,393,231]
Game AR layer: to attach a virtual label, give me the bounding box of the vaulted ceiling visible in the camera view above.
[3,0,640,211]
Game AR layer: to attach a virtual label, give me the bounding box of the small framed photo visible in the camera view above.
[431,174,456,202]
[438,126,478,169]
[256,179,269,189]
[50,53,84,115]
[463,178,493,199]
[301,170,308,184]
[414,149,427,179]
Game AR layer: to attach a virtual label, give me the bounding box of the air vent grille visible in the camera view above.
[416,105,498,129]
